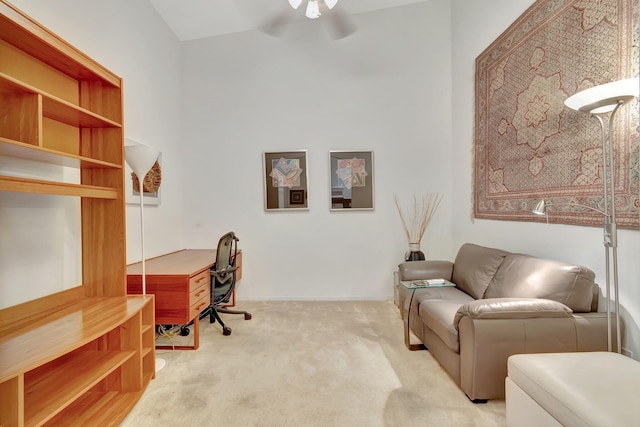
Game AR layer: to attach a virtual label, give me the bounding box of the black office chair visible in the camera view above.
[199,231,251,336]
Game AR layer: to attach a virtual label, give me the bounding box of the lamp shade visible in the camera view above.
[288,0,303,9]
[565,77,639,114]
[125,144,160,178]
[532,199,547,215]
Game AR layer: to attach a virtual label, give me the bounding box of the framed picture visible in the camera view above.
[126,153,162,206]
[263,150,309,211]
[329,150,374,211]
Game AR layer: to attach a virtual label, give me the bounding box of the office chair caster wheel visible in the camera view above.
[223,326,232,336]
[244,313,252,320]
[180,326,190,336]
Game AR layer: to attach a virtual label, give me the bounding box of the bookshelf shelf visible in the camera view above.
[0,2,155,426]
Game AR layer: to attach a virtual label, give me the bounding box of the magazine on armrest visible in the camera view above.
[412,279,447,287]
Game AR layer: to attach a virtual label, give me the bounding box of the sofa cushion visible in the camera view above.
[417,288,474,353]
[484,254,595,312]
[415,286,473,304]
[451,243,509,299]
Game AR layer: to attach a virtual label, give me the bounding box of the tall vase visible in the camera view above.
[405,242,426,261]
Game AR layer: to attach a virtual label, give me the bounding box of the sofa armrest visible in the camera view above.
[457,312,609,400]
[398,260,454,281]
[454,298,573,329]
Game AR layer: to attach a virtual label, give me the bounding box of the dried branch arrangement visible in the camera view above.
[394,193,443,243]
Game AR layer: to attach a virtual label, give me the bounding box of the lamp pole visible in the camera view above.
[563,77,638,353]
[137,175,147,296]
[124,143,159,296]
[592,103,622,353]
[125,142,165,371]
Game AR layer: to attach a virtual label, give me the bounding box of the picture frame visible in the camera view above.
[125,153,162,206]
[263,150,309,211]
[329,150,374,211]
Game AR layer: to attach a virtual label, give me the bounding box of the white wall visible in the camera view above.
[1,0,183,307]
[7,0,183,264]
[5,0,637,357]
[179,1,453,300]
[451,0,640,359]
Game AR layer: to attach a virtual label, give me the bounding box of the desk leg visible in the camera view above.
[193,315,200,350]
[405,289,426,351]
[156,316,201,351]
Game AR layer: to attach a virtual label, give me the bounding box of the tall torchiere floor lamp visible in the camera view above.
[124,141,166,371]
[534,77,638,354]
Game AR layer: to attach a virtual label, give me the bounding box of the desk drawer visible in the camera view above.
[190,293,210,320]
[189,270,210,319]
[190,282,209,306]
[189,269,210,292]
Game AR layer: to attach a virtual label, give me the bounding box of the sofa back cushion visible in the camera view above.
[484,253,595,312]
[398,260,454,281]
[451,243,510,299]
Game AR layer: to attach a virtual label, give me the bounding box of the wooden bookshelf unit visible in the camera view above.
[0,1,155,425]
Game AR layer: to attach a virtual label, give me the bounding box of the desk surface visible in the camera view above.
[126,249,216,277]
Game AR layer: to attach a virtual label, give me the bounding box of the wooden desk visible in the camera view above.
[127,249,216,350]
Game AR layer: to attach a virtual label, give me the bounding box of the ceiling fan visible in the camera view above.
[260,0,356,39]
[288,0,337,19]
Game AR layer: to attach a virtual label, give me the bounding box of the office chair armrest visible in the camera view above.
[211,265,237,274]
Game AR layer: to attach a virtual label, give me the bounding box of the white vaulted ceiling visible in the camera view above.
[149,0,430,40]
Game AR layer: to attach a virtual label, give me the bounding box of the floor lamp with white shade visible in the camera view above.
[534,77,638,354]
[124,140,166,371]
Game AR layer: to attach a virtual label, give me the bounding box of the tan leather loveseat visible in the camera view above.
[397,243,611,402]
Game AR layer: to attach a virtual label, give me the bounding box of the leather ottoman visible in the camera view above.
[506,352,640,427]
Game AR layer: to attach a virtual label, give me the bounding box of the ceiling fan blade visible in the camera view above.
[288,0,304,9]
[324,0,338,9]
[324,5,356,40]
[259,10,295,37]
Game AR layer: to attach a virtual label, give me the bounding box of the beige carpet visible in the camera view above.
[121,301,506,426]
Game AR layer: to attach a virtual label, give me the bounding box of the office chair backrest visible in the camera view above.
[214,231,239,286]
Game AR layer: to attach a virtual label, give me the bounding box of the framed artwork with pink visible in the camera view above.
[329,150,374,211]
[263,150,309,211]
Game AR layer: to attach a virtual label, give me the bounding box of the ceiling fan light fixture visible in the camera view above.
[324,0,339,9]
[288,0,304,9]
[306,0,321,19]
